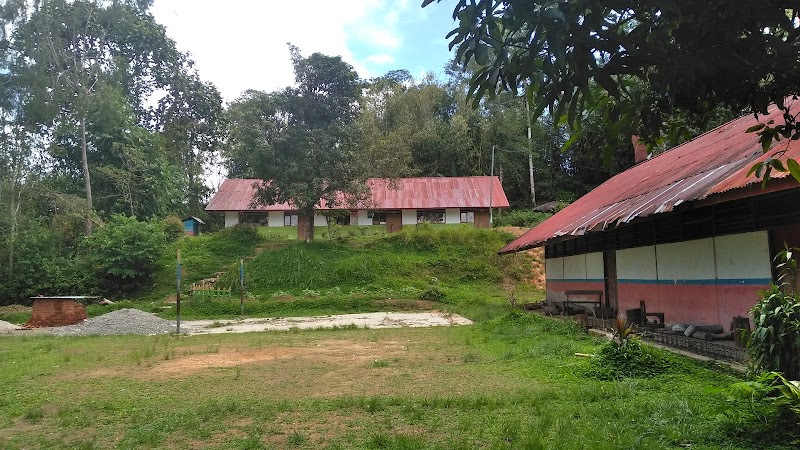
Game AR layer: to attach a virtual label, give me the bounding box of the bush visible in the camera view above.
[748,248,800,380]
[733,371,800,426]
[226,224,260,244]
[419,285,446,301]
[748,285,800,379]
[87,215,166,297]
[584,339,676,380]
[162,216,185,242]
[492,209,552,228]
[0,216,95,304]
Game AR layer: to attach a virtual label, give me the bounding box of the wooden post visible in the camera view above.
[489,145,495,226]
[239,258,244,317]
[176,249,181,334]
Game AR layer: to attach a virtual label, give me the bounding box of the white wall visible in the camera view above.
[715,231,771,280]
[402,209,417,225]
[564,254,587,279]
[268,211,284,227]
[657,238,715,280]
[314,214,327,227]
[617,245,657,280]
[445,208,461,224]
[224,212,239,228]
[586,252,604,279]
[357,210,371,226]
[546,257,564,279]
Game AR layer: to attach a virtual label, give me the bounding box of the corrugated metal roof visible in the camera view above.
[206,176,509,212]
[500,102,800,254]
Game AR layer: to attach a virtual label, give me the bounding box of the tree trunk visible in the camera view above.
[305,213,315,243]
[80,117,93,234]
[526,96,536,206]
[8,179,18,280]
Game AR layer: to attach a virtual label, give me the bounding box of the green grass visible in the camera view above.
[166,225,539,320]
[257,223,479,240]
[145,226,264,301]
[0,310,791,449]
[236,225,524,295]
[0,311,29,325]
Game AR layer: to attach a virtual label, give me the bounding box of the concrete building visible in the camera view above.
[500,103,800,332]
[206,176,510,233]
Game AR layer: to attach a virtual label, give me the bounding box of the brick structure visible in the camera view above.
[26,297,89,327]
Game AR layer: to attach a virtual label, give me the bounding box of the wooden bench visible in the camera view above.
[562,290,603,315]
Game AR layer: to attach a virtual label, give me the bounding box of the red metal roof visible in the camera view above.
[206,176,509,212]
[500,102,800,254]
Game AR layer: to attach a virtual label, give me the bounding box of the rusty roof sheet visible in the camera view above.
[500,102,800,254]
[206,176,509,212]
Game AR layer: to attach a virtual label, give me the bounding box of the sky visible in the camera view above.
[150,0,460,102]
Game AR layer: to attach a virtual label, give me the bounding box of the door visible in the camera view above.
[386,213,402,233]
[603,250,618,312]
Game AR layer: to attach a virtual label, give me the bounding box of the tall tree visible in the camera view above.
[428,1,800,174]
[157,69,225,215]
[234,46,366,242]
[10,0,182,233]
[225,90,284,179]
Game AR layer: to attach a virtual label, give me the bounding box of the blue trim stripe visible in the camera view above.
[550,278,605,283]
[549,278,771,285]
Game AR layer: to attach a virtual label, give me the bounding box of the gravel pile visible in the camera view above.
[0,320,19,334]
[47,308,175,336]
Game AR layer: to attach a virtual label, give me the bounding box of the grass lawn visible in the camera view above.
[0,312,783,450]
[257,224,483,240]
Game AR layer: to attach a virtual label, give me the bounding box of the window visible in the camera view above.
[460,211,475,223]
[417,210,445,224]
[368,211,386,225]
[240,213,268,226]
[284,214,298,226]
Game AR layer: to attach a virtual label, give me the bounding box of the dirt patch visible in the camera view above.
[146,347,311,376]
[373,299,438,309]
[138,339,408,379]
[180,311,471,335]
[526,247,545,289]
[499,226,530,237]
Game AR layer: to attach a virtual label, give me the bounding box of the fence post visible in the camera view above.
[176,249,181,334]
[240,259,244,317]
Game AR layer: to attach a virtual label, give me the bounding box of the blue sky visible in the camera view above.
[151,0,459,102]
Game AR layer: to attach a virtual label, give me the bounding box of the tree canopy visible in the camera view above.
[229,46,366,242]
[427,0,800,170]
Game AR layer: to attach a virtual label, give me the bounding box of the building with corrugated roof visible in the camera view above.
[500,102,800,332]
[206,176,509,236]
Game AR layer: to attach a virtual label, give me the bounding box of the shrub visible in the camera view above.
[419,285,446,301]
[733,371,800,425]
[227,224,260,243]
[584,339,675,380]
[162,216,185,242]
[86,215,165,297]
[748,248,800,380]
[492,209,552,228]
[583,320,675,380]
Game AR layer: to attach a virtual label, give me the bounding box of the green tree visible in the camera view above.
[225,90,285,179]
[235,46,366,242]
[157,70,225,215]
[86,214,165,297]
[428,1,800,171]
[9,0,183,233]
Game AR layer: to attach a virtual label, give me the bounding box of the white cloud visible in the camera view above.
[151,0,381,102]
[366,54,395,65]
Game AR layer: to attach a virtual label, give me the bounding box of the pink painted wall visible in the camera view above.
[617,282,766,331]
[545,232,772,331]
[548,280,765,331]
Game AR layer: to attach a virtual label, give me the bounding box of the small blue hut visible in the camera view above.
[183,216,205,236]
